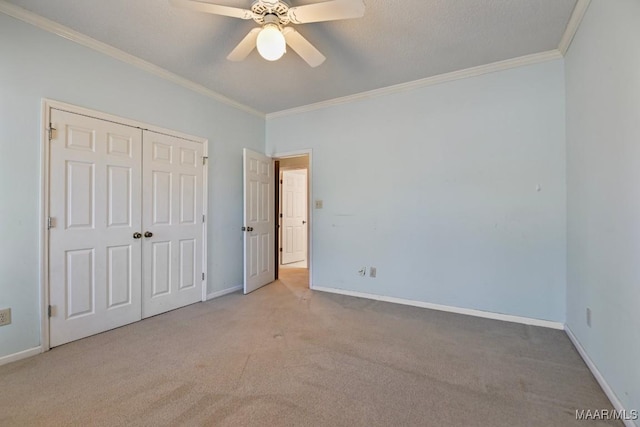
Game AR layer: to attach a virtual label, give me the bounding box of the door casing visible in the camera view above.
[272,150,313,289]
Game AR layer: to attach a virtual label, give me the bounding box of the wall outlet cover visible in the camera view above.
[0,308,11,326]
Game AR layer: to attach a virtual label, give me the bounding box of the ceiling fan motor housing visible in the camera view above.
[251,0,291,25]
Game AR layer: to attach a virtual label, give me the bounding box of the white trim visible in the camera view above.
[1,0,583,119]
[270,149,312,159]
[266,50,563,119]
[1,0,578,119]
[313,286,565,330]
[0,347,42,367]
[565,326,638,427]
[40,101,51,352]
[207,286,242,300]
[201,139,209,303]
[272,149,313,289]
[558,0,592,56]
[0,1,263,118]
[45,99,209,144]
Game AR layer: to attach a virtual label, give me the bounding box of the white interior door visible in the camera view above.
[243,148,275,294]
[49,109,142,347]
[281,169,307,265]
[142,130,204,318]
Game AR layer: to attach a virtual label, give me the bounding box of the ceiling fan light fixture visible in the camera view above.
[256,23,286,61]
[172,0,366,67]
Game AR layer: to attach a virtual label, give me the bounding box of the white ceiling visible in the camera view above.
[5,0,577,113]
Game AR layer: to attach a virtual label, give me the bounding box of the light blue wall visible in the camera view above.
[565,0,640,417]
[0,13,264,358]
[267,60,567,322]
[3,7,636,417]
[4,2,638,416]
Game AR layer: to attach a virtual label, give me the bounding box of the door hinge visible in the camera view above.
[47,217,53,230]
[202,214,205,223]
[279,213,283,218]
[202,272,205,280]
[279,248,283,252]
[47,124,57,141]
[280,179,283,184]
[202,156,208,165]
[48,305,52,318]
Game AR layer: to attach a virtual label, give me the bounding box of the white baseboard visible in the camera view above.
[206,285,242,301]
[0,346,42,367]
[312,286,564,330]
[565,326,638,427]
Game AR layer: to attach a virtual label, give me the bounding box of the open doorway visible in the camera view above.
[275,154,310,291]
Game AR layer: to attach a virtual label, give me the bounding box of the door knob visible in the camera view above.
[133,232,142,239]
[247,227,254,232]
[302,220,307,224]
[144,231,153,238]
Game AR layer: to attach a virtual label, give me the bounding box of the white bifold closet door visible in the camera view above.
[49,109,204,347]
[49,110,143,347]
[141,130,203,318]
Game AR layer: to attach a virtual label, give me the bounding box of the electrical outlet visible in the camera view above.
[586,307,591,327]
[315,200,323,209]
[358,267,366,276]
[0,308,11,326]
[369,267,377,278]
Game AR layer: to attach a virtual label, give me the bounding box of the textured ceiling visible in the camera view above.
[5,0,577,113]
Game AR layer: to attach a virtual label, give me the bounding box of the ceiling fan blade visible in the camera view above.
[287,0,365,24]
[283,27,326,67]
[169,0,253,19]
[227,28,261,61]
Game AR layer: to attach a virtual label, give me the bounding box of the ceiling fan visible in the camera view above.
[170,0,366,67]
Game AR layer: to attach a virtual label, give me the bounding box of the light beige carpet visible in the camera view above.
[0,269,620,426]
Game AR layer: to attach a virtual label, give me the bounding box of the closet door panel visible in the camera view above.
[142,131,203,318]
[49,109,142,347]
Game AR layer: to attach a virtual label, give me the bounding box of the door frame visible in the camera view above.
[40,99,209,351]
[272,149,313,289]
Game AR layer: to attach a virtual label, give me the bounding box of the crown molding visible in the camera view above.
[266,50,563,119]
[558,0,591,56]
[2,0,585,121]
[0,0,264,118]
